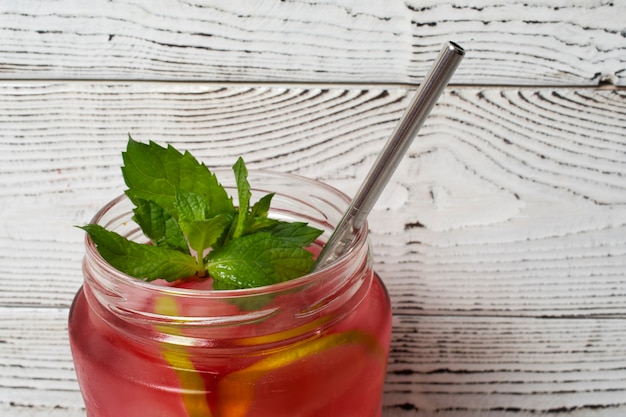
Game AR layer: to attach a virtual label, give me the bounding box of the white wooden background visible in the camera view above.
[1,1,626,416]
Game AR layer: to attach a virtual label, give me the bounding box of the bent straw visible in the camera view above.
[313,41,465,271]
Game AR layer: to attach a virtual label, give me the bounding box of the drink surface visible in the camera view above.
[69,274,391,417]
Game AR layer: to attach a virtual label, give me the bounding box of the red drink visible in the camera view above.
[69,171,392,417]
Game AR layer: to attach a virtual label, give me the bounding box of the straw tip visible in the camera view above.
[447,41,465,55]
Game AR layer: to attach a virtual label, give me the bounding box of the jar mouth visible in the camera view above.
[84,169,369,300]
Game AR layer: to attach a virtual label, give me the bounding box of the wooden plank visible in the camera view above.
[383,315,626,416]
[0,307,84,415]
[1,307,625,416]
[372,86,626,317]
[1,82,625,317]
[1,1,624,85]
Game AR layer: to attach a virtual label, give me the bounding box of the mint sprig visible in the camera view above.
[81,136,323,289]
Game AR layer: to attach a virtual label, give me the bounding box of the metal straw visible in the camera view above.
[313,41,465,271]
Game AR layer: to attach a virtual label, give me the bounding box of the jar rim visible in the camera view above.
[84,169,369,300]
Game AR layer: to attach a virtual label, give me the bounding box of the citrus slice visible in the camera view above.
[216,330,385,417]
[155,296,213,417]
[234,315,331,347]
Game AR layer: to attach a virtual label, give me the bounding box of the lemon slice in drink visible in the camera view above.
[216,330,385,417]
[155,296,213,417]
[156,295,385,417]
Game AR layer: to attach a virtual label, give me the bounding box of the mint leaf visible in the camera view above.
[174,189,233,253]
[82,137,324,289]
[245,193,279,233]
[174,189,210,222]
[181,216,231,269]
[80,224,198,282]
[122,137,235,217]
[250,192,273,219]
[121,138,183,213]
[177,151,234,216]
[132,198,189,253]
[206,233,316,289]
[231,157,251,239]
[262,221,323,247]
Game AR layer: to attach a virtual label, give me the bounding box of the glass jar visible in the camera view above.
[69,170,392,417]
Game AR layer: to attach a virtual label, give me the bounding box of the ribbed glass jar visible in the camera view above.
[69,170,392,417]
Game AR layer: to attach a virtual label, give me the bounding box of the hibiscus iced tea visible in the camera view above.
[69,171,392,417]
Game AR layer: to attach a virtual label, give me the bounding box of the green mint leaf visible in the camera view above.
[174,189,234,254]
[180,216,231,269]
[206,233,316,289]
[178,151,235,216]
[231,157,251,239]
[262,221,324,247]
[206,234,275,288]
[122,136,235,217]
[79,224,198,282]
[121,138,182,213]
[174,190,233,269]
[132,198,189,253]
[245,193,279,233]
[82,137,324,289]
[250,192,273,219]
[174,189,210,222]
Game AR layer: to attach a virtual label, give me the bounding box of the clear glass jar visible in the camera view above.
[69,170,392,417]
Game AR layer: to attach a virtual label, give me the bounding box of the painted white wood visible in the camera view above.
[1,0,625,414]
[1,0,624,85]
[1,308,625,416]
[384,315,626,416]
[2,82,624,315]
[0,307,83,415]
[1,82,625,415]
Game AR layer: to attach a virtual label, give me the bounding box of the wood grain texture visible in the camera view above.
[1,0,624,85]
[374,87,626,318]
[1,309,625,416]
[1,82,625,415]
[3,1,625,415]
[384,315,626,416]
[2,82,624,315]
[0,307,83,416]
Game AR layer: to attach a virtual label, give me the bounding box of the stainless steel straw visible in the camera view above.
[313,41,465,271]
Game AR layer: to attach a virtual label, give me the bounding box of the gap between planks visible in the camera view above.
[0,78,623,91]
